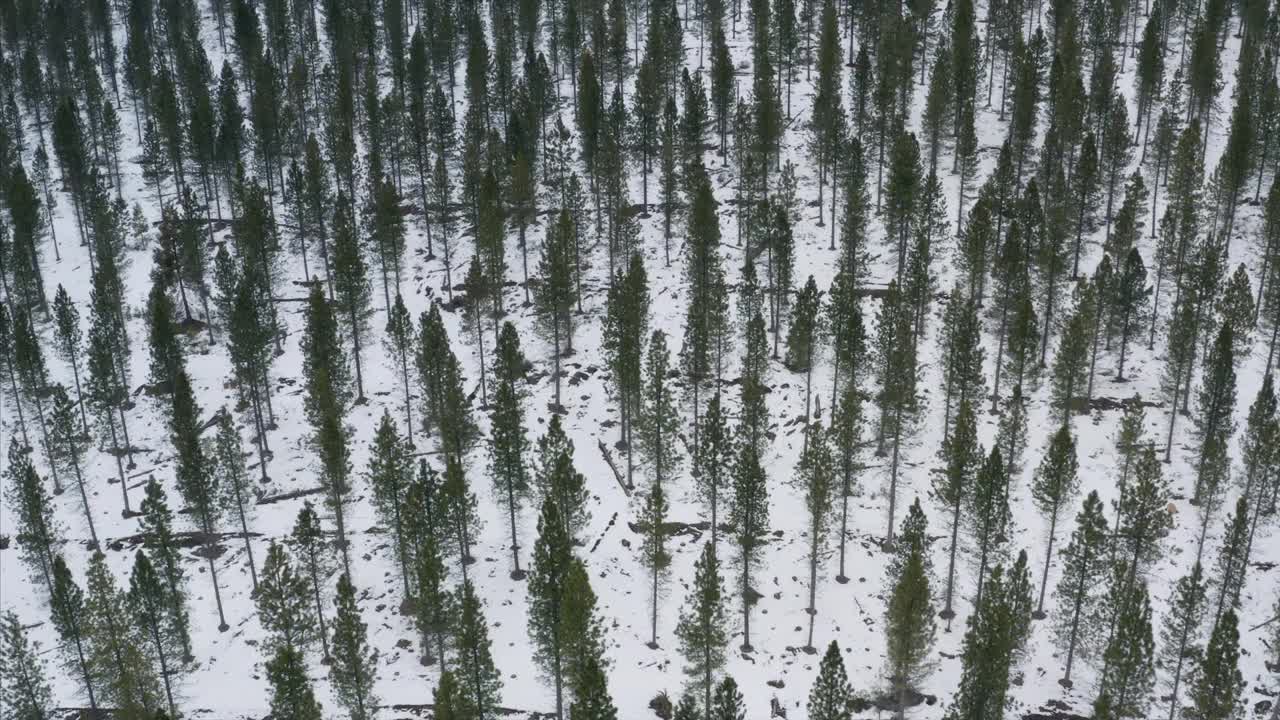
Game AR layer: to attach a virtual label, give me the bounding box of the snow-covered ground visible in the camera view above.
[1,1,1278,718]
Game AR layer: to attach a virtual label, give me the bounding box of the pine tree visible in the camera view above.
[529,497,573,719]
[0,610,55,720]
[330,573,378,720]
[385,293,417,442]
[676,541,729,720]
[411,487,451,663]
[940,290,985,439]
[884,499,935,715]
[257,540,318,653]
[10,308,61,495]
[640,477,671,648]
[135,478,192,663]
[876,279,919,546]
[603,252,649,487]
[786,276,822,432]
[490,324,530,578]
[569,655,617,720]
[536,416,591,541]
[1071,135,1102,277]
[145,278,185,398]
[1212,497,1251,629]
[807,641,852,720]
[83,551,162,720]
[45,384,96,548]
[640,330,681,490]
[1240,374,1278,542]
[211,411,256,591]
[1193,323,1238,504]
[1109,440,1165,569]
[1158,560,1208,720]
[1051,305,1091,427]
[766,206,796,358]
[694,393,732,551]
[682,174,729,444]
[171,370,230,631]
[5,443,60,598]
[1210,265,1255,364]
[1031,426,1080,618]
[560,557,607,706]
[440,456,481,582]
[989,224,1027,411]
[1097,579,1155,717]
[265,643,324,720]
[944,552,1033,720]
[48,557,94,719]
[51,285,91,435]
[454,580,503,720]
[831,377,863,585]
[968,447,1011,610]
[797,420,835,651]
[368,412,414,596]
[127,551,181,715]
[290,502,333,662]
[538,209,578,411]
[331,195,371,402]
[1053,491,1109,688]
[417,304,476,456]
[1186,610,1242,720]
[1112,248,1150,380]
[730,442,769,652]
[937,398,979,626]
[884,132,922,278]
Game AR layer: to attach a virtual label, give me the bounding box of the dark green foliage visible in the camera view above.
[265,644,324,720]
[1031,427,1079,617]
[49,555,97,709]
[884,499,935,710]
[331,195,370,401]
[944,552,1033,720]
[538,209,578,410]
[440,456,481,580]
[1187,610,1242,720]
[84,551,163,720]
[138,478,191,660]
[560,558,606,707]
[5,442,60,597]
[127,551,181,714]
[368,412,414,595]
[676,542,728,719]
[257,541,318,653]
[1053,492,1110,686]
[730,443,769,651]
[529,498,573,718]
[807,641,852,720]
[603,252,649,487]
[1096,580,1154,718]
[0,610,55,720]
[290,502,334,662]
[535,416,590,542]
[639,478,670,647]
[329,573,378,720]
[214,412,257,589]
[454,580,503,720]
[640,330,681,488]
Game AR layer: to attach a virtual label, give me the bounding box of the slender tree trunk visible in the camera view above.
[1035,507,1060,617]
[307,555,332,661]
[105,410,131,515]
[886,405,903,547]
[69,454,99,548]
[941,495,961,629]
